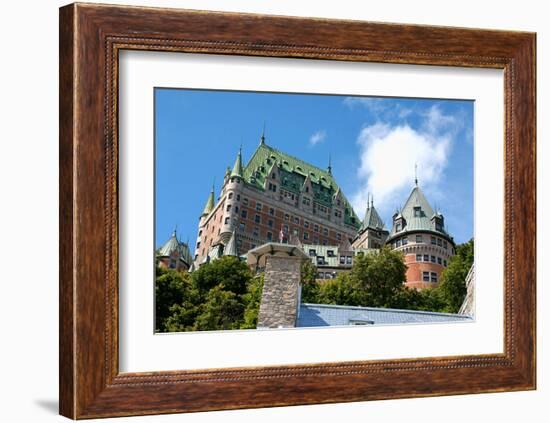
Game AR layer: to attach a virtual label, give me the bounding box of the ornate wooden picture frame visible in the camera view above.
[59,3,536,419]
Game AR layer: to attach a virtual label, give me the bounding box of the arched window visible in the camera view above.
[228,192,233,199]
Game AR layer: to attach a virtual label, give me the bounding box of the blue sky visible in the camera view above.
[155,88,473,250]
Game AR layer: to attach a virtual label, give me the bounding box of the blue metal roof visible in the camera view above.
[296,303,472,327]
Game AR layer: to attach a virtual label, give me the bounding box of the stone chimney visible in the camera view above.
[246,243,309,329]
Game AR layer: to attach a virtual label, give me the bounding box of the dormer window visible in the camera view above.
[414,206,422,217]
[396,222,402,232]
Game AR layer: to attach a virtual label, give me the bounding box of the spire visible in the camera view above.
[201,184,215,216]
[230,145,244,178]
[360,198,385,232]
[260,122,266,145]
[414,163,418,186]
[327,154,332,175]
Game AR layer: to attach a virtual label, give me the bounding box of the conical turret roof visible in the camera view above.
[360,200,386,232]
[389,184,450,239]
[201,188,215,216]
[230,147,244,178]
[158,230,180,257]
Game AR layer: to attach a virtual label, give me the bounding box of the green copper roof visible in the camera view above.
[389,185,450,239]
[201,189,215,216]
[242,143,361,229]
[230,148,244,178]
[360,202,386,232]
[157,231,193,265]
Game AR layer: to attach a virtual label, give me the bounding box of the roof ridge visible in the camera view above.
[259,143,334,181]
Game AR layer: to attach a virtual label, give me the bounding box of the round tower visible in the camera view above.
[219,147,245,245]
[387,183,455,289]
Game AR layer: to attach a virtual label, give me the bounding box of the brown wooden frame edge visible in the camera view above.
[59,2,536,419]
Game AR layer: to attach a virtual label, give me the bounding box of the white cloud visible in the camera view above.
[309,130,326,147]
[351,105,456,216]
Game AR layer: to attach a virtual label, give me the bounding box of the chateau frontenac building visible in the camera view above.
[160,134,458,289]
[193,134,361,266]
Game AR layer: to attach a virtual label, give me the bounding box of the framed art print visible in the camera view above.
[59,3,536,419]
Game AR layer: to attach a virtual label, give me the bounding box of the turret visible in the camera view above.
[230,146,244,179]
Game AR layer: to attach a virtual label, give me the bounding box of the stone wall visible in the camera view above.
[257,255,303,328]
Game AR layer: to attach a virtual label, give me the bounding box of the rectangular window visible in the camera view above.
[423,271,430,282]
[226,205,231,212]
[437,257,442,265]
[431,272,438,282]
[253,227,259,237]
[284,214,290,221]
[340,256,345,264]
[402,237,408,245]
[241,210,247,218]
[424,254,429,261]
[323,228,328,236]
[304,221,309,228]
[416,235,423,243]
[316,256,325,265]
[256,202,262,211]
[283,225,289,233]
[309,249,316,257]
[396,239,402,247]
[431,236,436,245]
[327,250,334,257]
[293,216,300,224]
[414,206,421,217]
[317,272,324,279]
[336,233,341,241]
[236,194,240,201]
[239,222,245,231]
[243,198,248,206]
[437,238,443,246]
[314,224,319,232]
[396,222,402,231]
[267,219,273,228]
[431,255,436,263]
[322,239,328,246]
[444,260,447,267]
[266,231,273,241]
[416,254,422,261]
[254,214,261,223]
[269,208,275,216]
[304,232,309,240]
[443,241,448,249]
[346,256,352,264]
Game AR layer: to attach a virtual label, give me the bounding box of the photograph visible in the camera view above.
[154,89,475,332]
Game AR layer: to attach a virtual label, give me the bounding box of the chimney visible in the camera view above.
[246,242,309,329]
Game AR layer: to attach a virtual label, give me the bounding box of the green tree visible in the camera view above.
[300,260,321,303]
[194,286,245,331]
[191,256,252,296]
[317,273,361,306]
[241,274,264,329]
[351,247,407,308]
[438,239,474,312]
[155,267,191,332]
